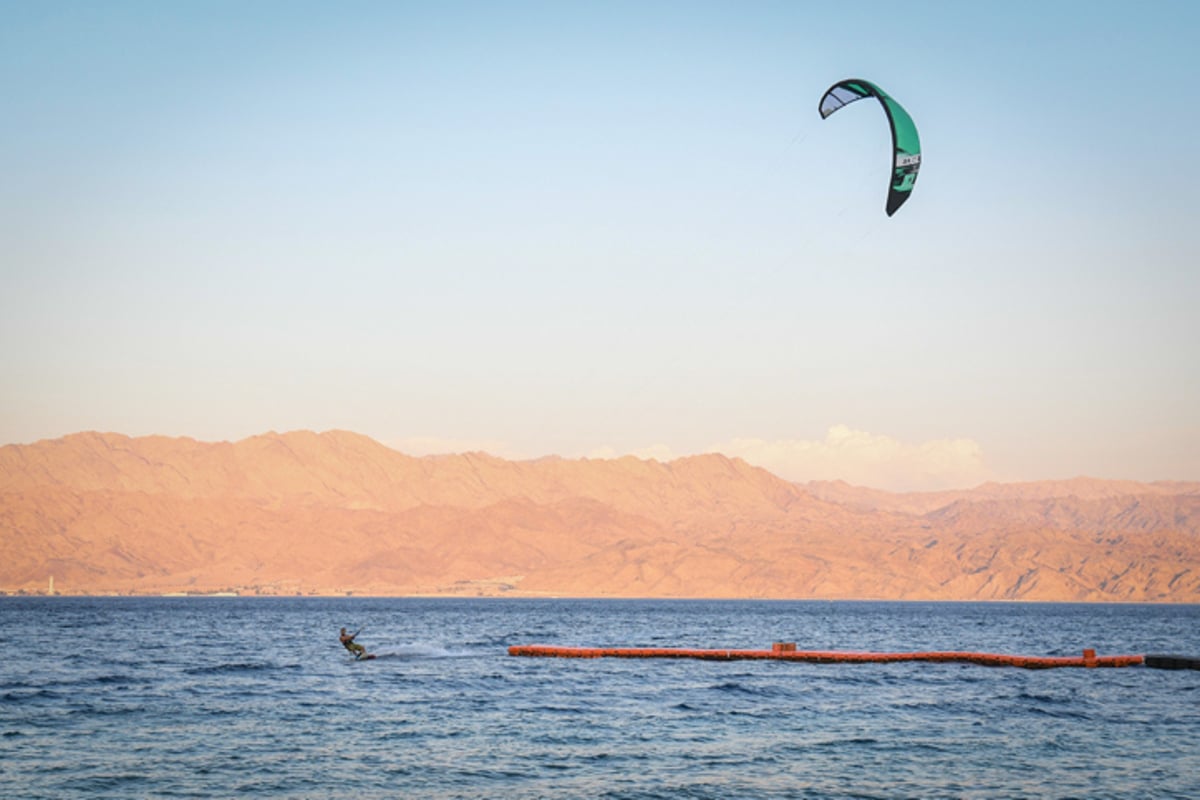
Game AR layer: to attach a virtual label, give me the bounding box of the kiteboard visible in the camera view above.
[355,653,376,661]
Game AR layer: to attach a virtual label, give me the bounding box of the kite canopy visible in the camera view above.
[819,79,921,216]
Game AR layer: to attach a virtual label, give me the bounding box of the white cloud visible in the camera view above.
[710,425,993,492]
[398,426,992,492]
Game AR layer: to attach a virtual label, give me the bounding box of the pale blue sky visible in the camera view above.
[2,1,1197,489]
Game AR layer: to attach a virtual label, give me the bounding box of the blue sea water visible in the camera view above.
[1,598,1198,799]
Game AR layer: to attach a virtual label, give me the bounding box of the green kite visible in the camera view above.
[819,78,921,216]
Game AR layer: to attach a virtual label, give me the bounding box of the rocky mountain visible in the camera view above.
[2,431,1197,600]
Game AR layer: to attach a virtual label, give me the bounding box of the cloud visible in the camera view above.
[401,426,992,492]
[710,425,993,492]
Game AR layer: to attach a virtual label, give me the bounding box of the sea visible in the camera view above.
[1,598,1198,799]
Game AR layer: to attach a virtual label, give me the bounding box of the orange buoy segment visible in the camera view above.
[507,644,1146,670]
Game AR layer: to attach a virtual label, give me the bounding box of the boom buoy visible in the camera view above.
[508,643,1152,670]
[1143,654,1200,670]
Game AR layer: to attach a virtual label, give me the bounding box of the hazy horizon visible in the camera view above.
[7,427,1198,496]
[3,1,1197,492]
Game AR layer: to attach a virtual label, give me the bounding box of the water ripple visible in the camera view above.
[1,597,1198,799]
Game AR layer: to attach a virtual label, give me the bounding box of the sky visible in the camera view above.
[2,1,1198,491]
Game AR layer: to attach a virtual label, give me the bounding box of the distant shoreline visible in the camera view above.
[3,592,1197,606]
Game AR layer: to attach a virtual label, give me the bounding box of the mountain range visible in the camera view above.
[2,430,1197,601]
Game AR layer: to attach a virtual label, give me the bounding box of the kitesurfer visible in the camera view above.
[340,627,367,659]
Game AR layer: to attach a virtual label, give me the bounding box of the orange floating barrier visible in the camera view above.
[507,644,1147,670]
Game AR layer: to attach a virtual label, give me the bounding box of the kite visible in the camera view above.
[818,79,921,216]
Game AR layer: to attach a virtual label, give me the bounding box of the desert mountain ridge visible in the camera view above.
[2,430,1198,601]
